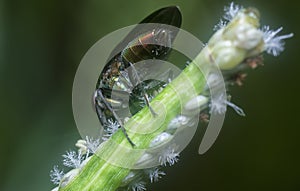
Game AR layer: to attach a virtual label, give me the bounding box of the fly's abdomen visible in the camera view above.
[121,29,172,65]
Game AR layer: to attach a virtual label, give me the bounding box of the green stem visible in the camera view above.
[61,50,210,191]
[60,7,263,191]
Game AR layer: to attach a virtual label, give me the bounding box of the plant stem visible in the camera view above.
[60,7,263,191]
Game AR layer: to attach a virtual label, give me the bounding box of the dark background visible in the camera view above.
[1,0,299,190]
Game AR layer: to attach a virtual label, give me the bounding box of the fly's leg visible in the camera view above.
[94,89,135,147]
[93,90,108,126]
[129,62,158,117]
[142,91,157,116]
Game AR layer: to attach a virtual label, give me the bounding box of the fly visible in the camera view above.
[94,6,182,146]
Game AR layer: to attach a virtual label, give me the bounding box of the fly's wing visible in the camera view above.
[140,6,181,25]
[107,6,182,62]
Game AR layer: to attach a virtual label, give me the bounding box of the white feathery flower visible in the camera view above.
[75,139,88,155]
[223,2,242,21]
[225,100,246,116]
[102,119,120,141]
[262,26,293,56]
[209,93,227,115]
[50,165,64,185]
[85,136,101,154]
[159,145,180,166]
[210,94,246,116]
[147,168,166,183]
[62,150,83,169]
[214,19,227,31]
[129,180,147,191]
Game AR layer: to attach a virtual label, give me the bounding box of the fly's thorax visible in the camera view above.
[97,54,130,91]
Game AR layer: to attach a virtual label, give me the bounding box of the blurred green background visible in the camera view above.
[1,0,299,190]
